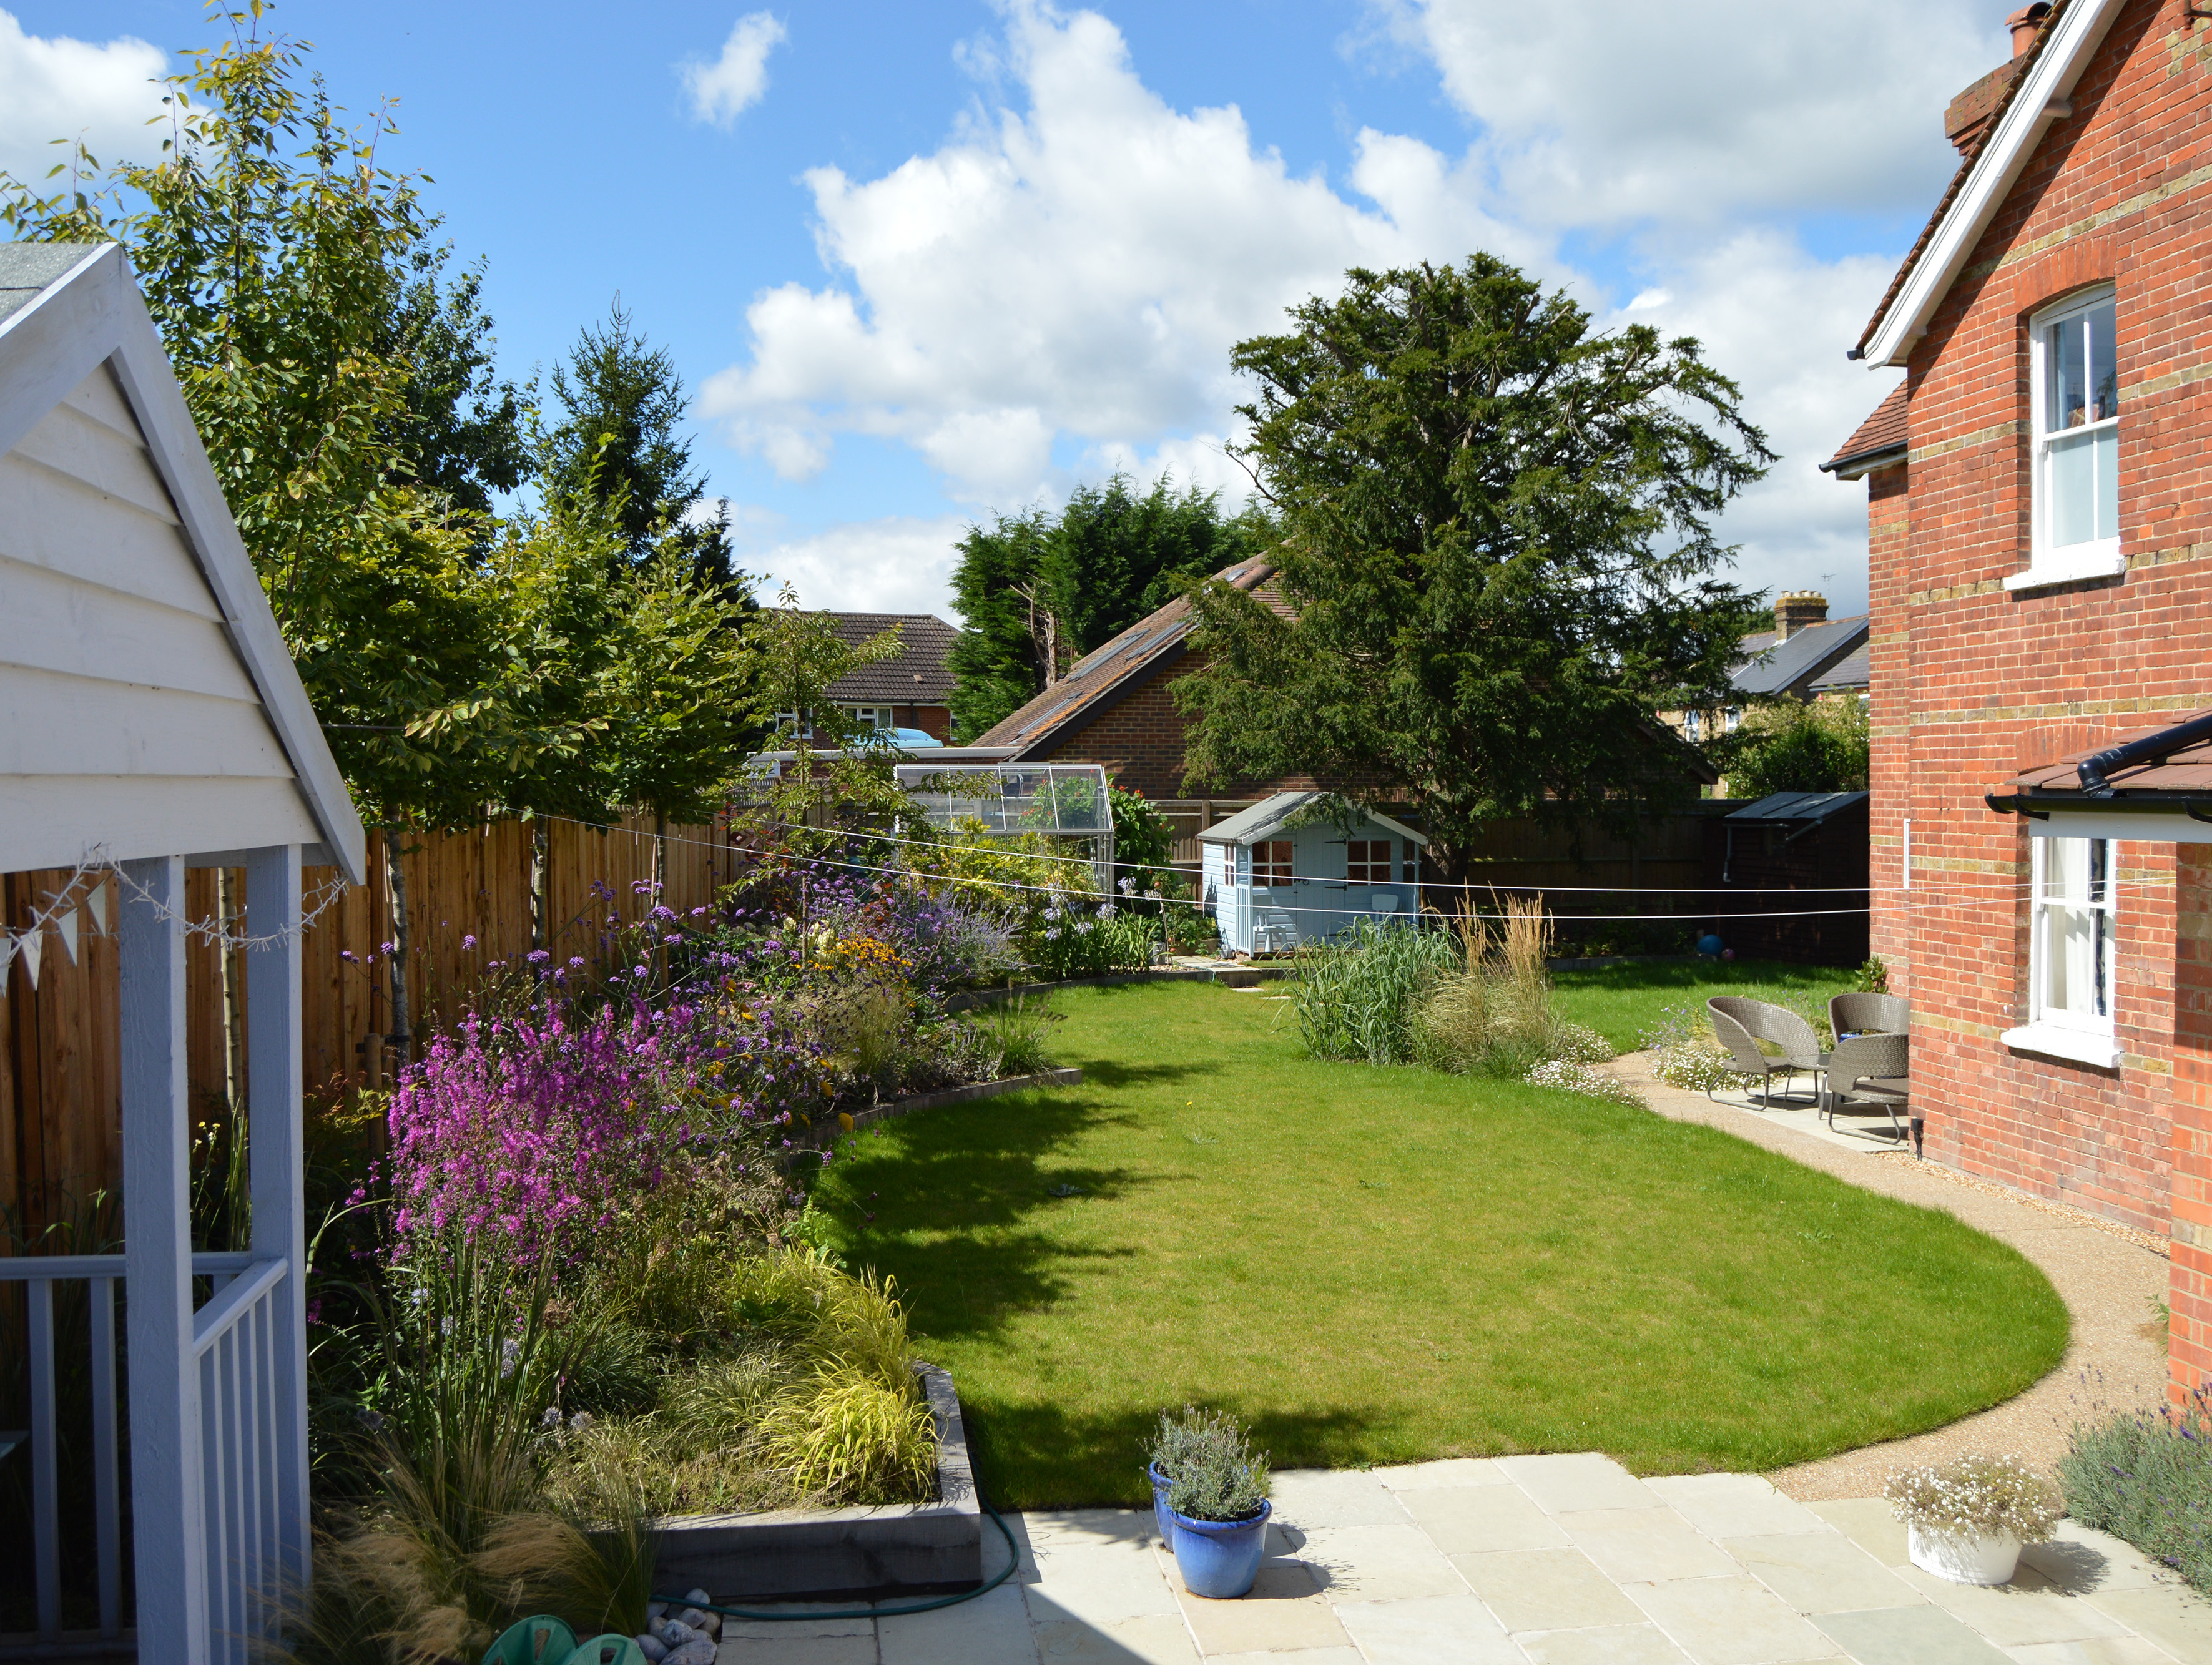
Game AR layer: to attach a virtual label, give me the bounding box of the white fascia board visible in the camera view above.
[2032,808,2212,843]
[1864,0,2128,369]
[96,253,370,885]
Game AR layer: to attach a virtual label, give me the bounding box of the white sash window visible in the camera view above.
[2005,835,2119,1067]
[2015,287,2121,589]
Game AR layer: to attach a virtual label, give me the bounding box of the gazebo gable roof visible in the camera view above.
[0,243,366,883]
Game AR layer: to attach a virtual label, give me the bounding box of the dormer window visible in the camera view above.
[2014,287,2122,589]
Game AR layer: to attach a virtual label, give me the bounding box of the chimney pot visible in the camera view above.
[2007,3,2052,58]
[1774,591,1829,642]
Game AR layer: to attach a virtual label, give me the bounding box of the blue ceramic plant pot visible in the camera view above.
[1148,1463,1176,1544]
[1166,1497,1271,1599]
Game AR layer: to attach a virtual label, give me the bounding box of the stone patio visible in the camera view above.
[710,1453,2212,1664]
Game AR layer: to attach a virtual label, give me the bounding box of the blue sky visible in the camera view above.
[4,1,2013,622]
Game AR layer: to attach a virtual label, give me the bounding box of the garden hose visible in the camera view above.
[651,1491,1020,1623]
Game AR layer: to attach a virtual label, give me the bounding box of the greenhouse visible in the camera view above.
[893,760,1115,890]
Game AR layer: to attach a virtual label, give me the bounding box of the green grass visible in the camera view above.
[811,983,2065,1508]
[1551,958,1861,1052]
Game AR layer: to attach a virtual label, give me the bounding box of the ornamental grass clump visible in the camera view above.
[1148,1406,1271,1523]
[1885,1453,2060,1541]
[2058,1378,2212,1593]
[1296,917,1461,1064]
[1411,898,1596,1078]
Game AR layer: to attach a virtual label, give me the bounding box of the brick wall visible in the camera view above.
[1862,1,2212,1256]
[1026,656,1332,801]
[2172,845,2212,1392]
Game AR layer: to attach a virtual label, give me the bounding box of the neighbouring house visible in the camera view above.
[1197,792,1425,956]
[1664,592,1871,748]
[1,243,369,1657]
[1701,792,1873,966]
[1826,0,2212,1390]
[801,611,959,741]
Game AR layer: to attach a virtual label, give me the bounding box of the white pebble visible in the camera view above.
[664,1641,717,1665]
[677,1608,719,1636]
[634,1637,666,1664]
[656,1621,694,1648]
[684,1589,710,1606]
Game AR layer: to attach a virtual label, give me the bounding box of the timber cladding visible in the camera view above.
[1,813,725,1236]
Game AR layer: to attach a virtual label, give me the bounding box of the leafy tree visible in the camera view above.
[381,243,530,515]
[544,298,735,592]
[946,508,1051,740]
[1176,255,1773,883]
[945,475,1275,740]
[1715,697,1870,799]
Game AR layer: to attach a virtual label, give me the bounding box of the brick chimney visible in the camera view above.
[1944,3,2051,154]
[1775,591,1829,641]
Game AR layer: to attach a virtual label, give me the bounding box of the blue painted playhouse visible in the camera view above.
[1198,792,1427,955]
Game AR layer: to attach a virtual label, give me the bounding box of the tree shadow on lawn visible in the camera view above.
[818,1084,1179,1347]
[962,1393,1394,1511]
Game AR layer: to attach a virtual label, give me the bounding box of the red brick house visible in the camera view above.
[1830,0,2212,1390]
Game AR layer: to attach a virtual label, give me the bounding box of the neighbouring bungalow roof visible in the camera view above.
[1726,791,1870,825]
[817,612,960,705]
[1197,790,1428,850]
[1811,644,1871,694]
[1731,614,1870,699]
[1820,383,1910,479]
[1854,0,2123,366]
[974,559,1282,754]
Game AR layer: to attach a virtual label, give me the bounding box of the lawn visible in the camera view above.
[810,981,2065,1509]
[1551,957,1861,1052]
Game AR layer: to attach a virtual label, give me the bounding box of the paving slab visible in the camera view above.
[1498,1452,1663,1515]
[1166,1555,1352,1656]
[1330,1593,1525,1664]
[1454,1547,1648,1632]
[1556,1505,1743,1583]
[1265,1467,1407,1529]
[715,1634,879,1664]
[1024,1536,1186,1625]
[1725,1529,1925,1614]
[2083,1583,2212,1662]
[1808,1496,1912,1568]
[1897,1563,2139,1647]
[879,1581,1041,1664]
[1290,1521,1470,1603]
[2022,1523,2171,1596]
[1374,1457,1512,1491]
[2003,1639,2195,1663]
[1514,1623,1689,1664]
[1626,1574,1841,1665]
[1646,1474,1831,1541]
[1812,1602,2018,1664]
[1026,1611,1198,1663]
[1395,1482,1573,1554]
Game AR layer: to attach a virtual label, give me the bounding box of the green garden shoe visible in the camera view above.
[481,1616,578,1665]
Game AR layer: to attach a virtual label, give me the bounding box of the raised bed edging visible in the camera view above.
[651,1364,982,1602]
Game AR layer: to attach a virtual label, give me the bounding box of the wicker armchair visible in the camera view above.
[1706,997,1826,1108]
[1829,991,1910,1042]
[1826,1031,1910,1142]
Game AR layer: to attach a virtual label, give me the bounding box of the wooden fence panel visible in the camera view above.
[3,813,725,1235]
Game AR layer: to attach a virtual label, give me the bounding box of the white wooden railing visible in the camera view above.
[1,1249,274,1659]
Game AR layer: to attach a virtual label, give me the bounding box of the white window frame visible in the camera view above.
[2009,285,2124,591]
[2002,834,2119,1068]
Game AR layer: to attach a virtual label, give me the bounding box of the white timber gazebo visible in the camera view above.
[1,244,367,1661]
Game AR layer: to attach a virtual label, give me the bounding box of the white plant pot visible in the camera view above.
[1907,1523,2023,1586]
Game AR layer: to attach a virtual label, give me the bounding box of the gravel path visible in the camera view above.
[1600,1048,2171,1501]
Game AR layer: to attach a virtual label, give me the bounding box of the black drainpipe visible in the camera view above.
[2078,710,2212,797]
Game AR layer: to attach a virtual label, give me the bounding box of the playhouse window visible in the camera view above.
[1346,840,1393,883]
[1253,840,1295,885]
[2022,287,2121,586]
[2030,836,2115,1033]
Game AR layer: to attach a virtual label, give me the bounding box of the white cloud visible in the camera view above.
[1383,0,2003,228]
[698,2,1530,503]
[683,12,788,128]
[0,11,167,187]
[750,514,971,621]
[702,0,1998,617]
